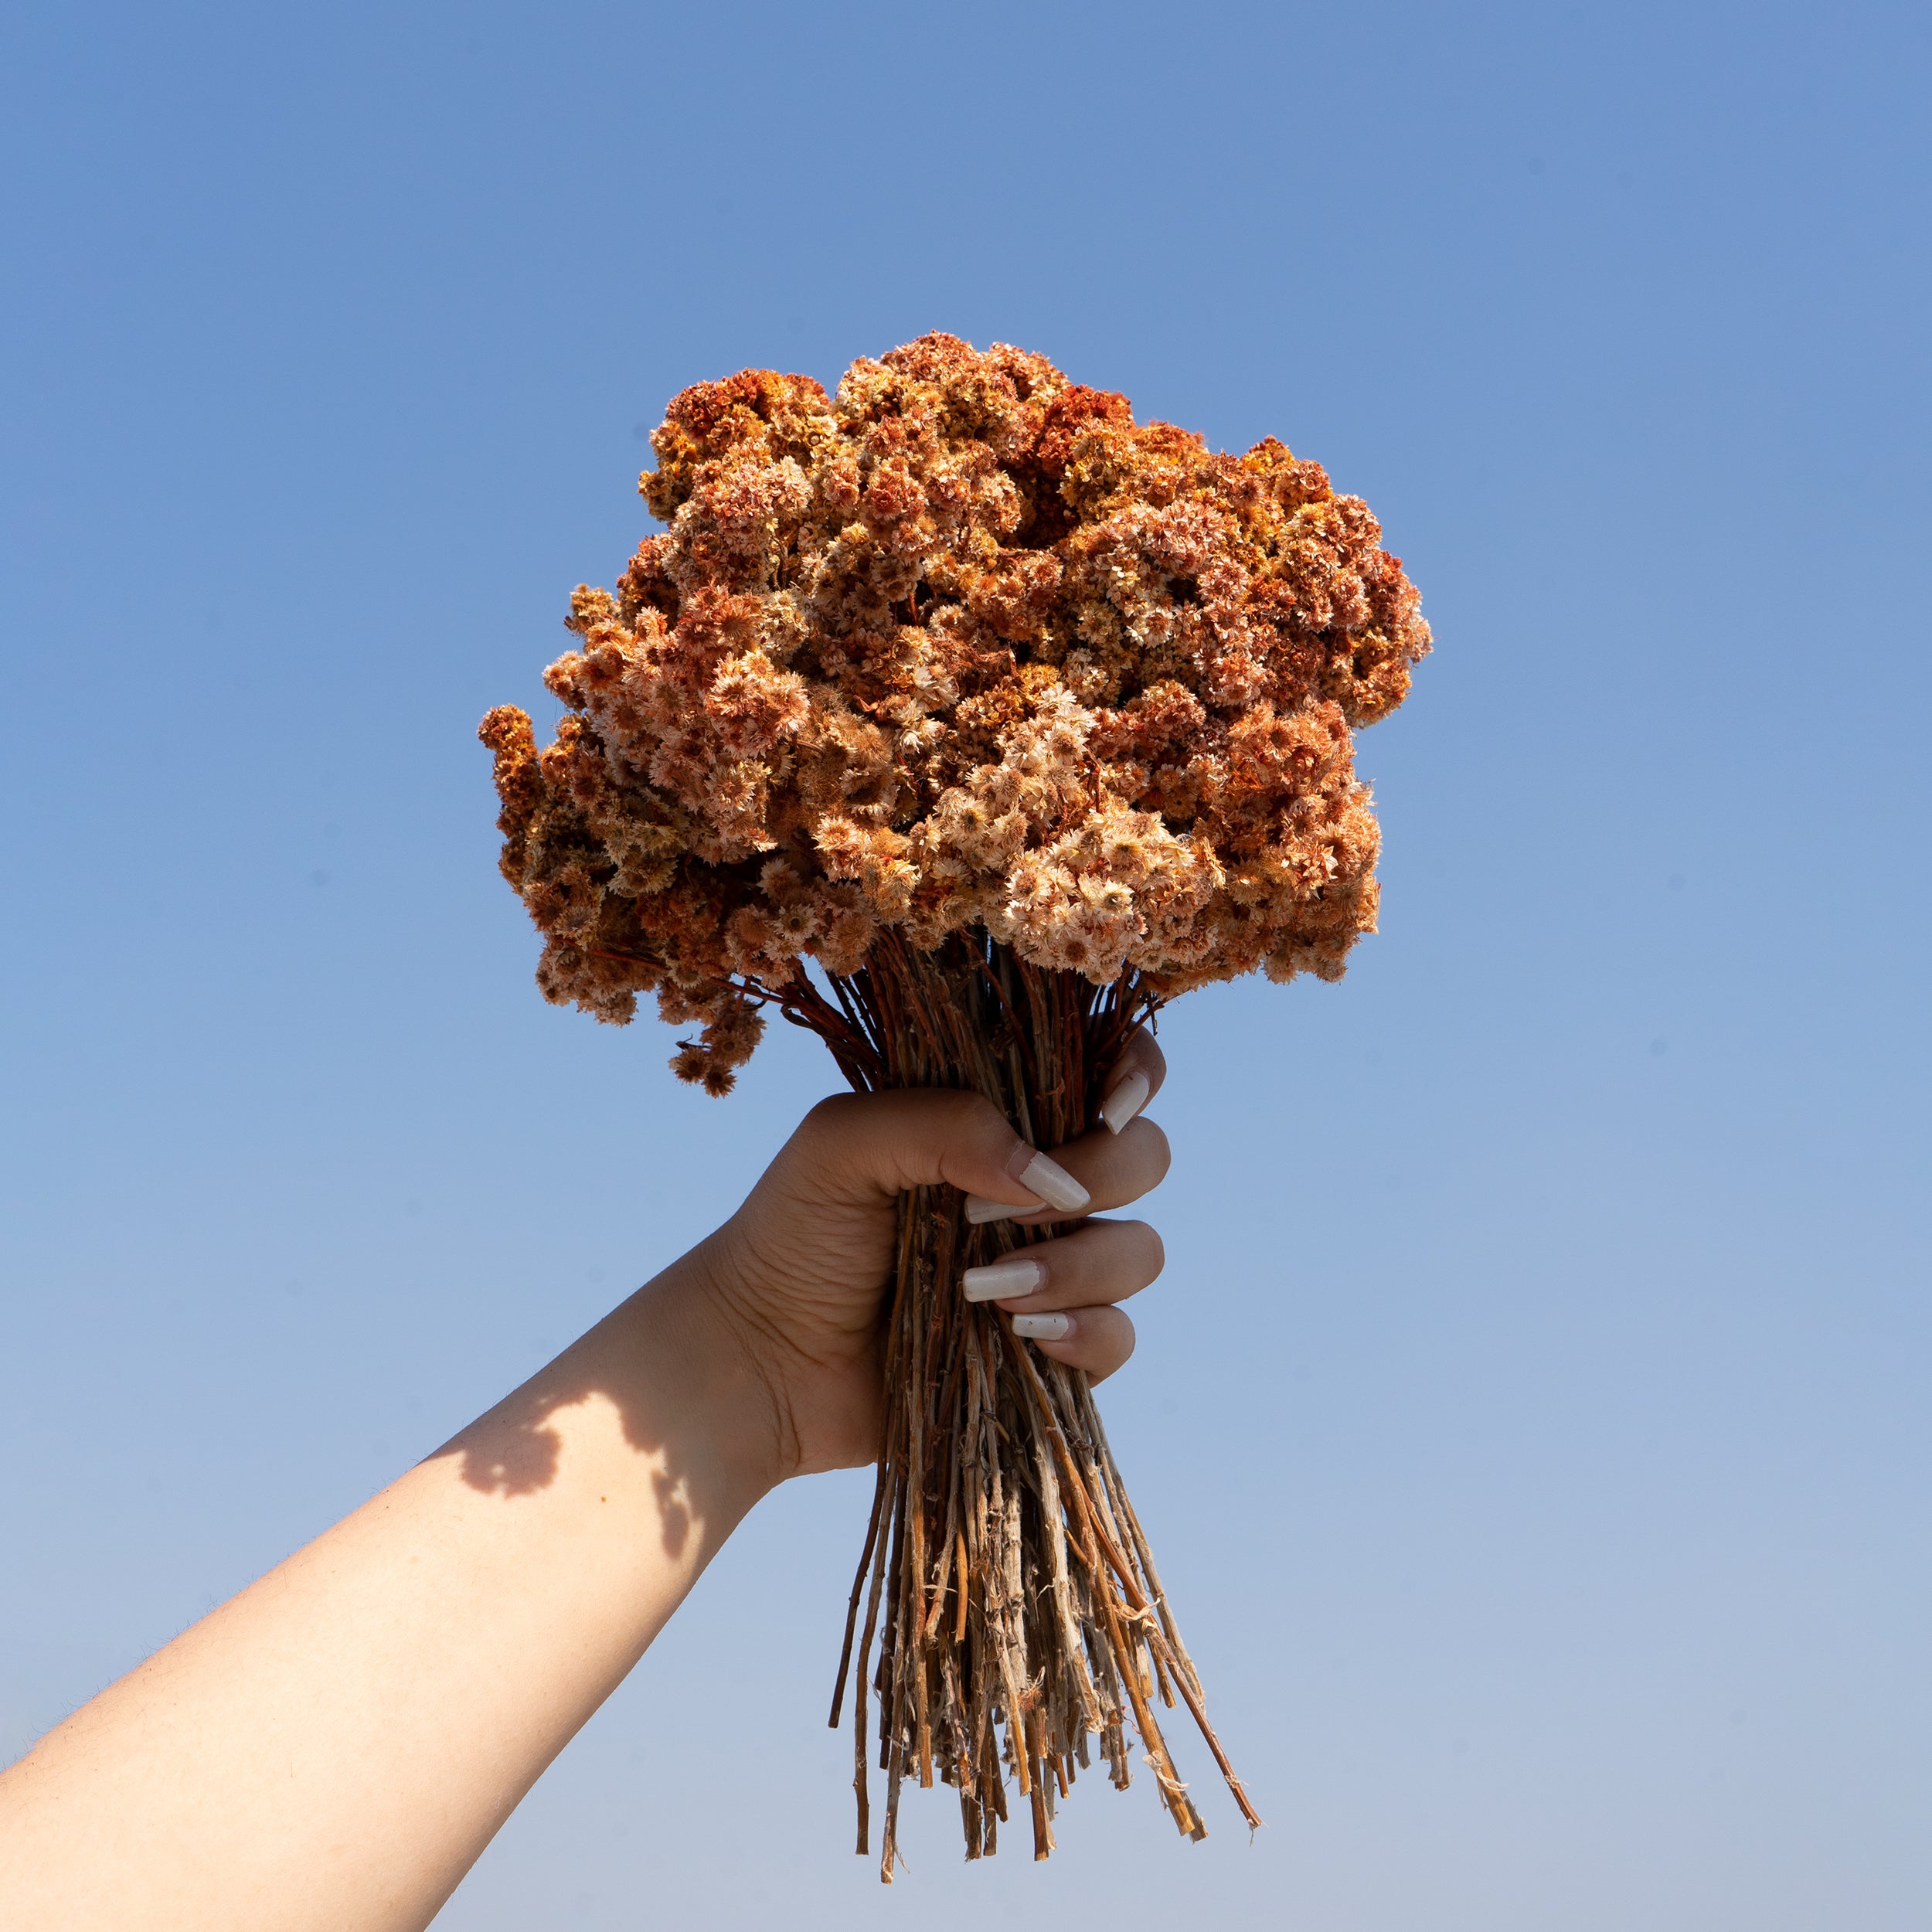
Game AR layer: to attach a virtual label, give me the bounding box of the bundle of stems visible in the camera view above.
[784,930,1260,1878]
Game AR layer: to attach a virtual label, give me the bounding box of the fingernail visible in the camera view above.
[964,1193,1027,1225]
[1006,1146,1090,1214]
[1012,1311,1072,1342]
[962,1257,1046,1303]
[1100,1068,1151,1134]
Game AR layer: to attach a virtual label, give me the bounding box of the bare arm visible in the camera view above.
[0,1267,784,1930]
[0,1043,1167,1931]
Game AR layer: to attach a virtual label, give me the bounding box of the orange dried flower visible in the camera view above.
[483,335,1429,1088]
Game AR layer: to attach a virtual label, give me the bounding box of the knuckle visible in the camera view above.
[793,1091,868,1158]
[801,1092,859,1132]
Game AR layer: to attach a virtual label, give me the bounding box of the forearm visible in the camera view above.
[0,1254,773,1932]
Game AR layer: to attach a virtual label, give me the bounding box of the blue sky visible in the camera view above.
[2,2,1927,1926]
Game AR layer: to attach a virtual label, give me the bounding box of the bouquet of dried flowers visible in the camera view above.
[481,334,1429,1876]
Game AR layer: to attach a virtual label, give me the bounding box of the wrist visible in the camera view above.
[626,1244,792,1505]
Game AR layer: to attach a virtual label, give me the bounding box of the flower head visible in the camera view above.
[484,335,1430,1086]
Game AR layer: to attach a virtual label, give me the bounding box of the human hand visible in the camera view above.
[679,1031,1172,1488]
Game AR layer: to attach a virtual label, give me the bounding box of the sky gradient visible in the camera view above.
[3,2,1927,1926]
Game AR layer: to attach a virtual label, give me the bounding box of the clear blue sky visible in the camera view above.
[3,2,1927,1926]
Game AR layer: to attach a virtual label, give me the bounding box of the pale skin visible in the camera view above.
[0,1034,1172,1930]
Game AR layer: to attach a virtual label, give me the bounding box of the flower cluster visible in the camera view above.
[482,334,1430,1090]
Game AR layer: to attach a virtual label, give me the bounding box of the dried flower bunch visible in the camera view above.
[479,332,1428,1095]
[481,335,1428,1876]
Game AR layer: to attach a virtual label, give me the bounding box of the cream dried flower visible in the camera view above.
[483,334,1429,1090]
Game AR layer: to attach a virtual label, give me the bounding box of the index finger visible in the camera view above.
[985,1115,1170,1226]
[1098,1025,1166,1134]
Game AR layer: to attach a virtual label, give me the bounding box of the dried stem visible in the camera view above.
[805,936,1254,1877]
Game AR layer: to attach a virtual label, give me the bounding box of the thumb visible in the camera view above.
[781,1090,1090,1217]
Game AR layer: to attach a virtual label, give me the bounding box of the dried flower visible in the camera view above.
[483,334,1428,1090]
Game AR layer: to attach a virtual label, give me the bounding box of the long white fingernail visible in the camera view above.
[964,1192,1029,1225]
[1012,1311,1072,1342]
[962,1257,1045,1302]
[1012,1149,1089,1213]
[1100,1068,1151,1134]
